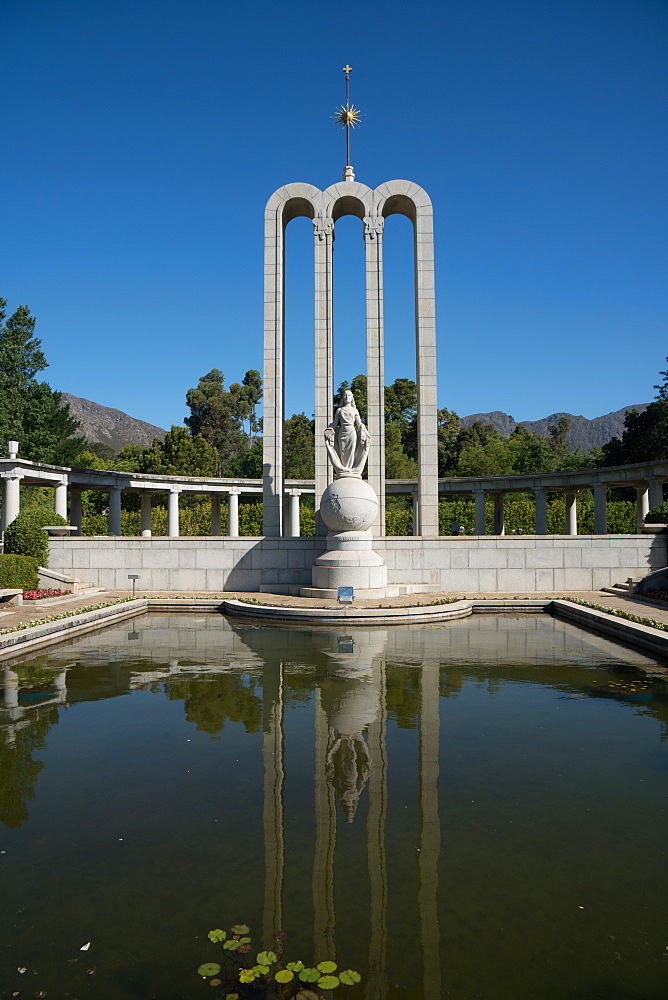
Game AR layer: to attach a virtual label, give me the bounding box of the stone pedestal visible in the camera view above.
[301,476,391,599]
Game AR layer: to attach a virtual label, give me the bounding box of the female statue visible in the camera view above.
[324,389,370,477]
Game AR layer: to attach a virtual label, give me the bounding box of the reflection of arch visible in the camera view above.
[263,179,438,538]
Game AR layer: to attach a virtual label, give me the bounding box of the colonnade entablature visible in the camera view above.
[1,452,666,541]
[263,179,438,541]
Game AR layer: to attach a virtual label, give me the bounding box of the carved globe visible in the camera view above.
[319,477,379,532]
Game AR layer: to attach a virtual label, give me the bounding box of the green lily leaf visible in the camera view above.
[339,970,361,986]
[208,929,226,943]
[239,936,251,944]
[318,974,340,989]
[252,964,270,975]
[317,961,337,974]
[223,939,240,951]
[231,924,250,935]
[275,969,294,984]
[256,951,277,966]
[295,992,320,1000]
[299,968,320,983]
[239,970,257,984]
[287,960,305,972]
[197,962,222,977]
[210,979,222,987]
[225,994,239,1000]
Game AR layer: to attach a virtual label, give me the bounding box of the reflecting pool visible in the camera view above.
[1,613,667,1000]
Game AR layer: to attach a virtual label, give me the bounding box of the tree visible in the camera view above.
[0,299,84,465]
[602,360,668,465]
[138,426,219,476]
[456,437,514,477]
[284,413,315,478]
[335,374,368,421]
[385,423,418,478]
[185,368,260,474]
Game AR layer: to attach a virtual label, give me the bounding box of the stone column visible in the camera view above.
[648,479,664,510]
[140,493,152,537]
[493,493,505,536]
[593,485,607,535]
[474,491,486,535]
[54,481,68,520]
[365,212,385,535]
[108,487,122,536]
[228,489,240,538]
[414,200,439,537]
[287,491,300,538]
[418,658,441,999]
[534,488,547,535]
[565,491,578,535]
[636,485,650,532]
[210,495,221,536]
[69,488,83,536]
[1,473,22,535]
[263,204,286,538]
[413,492,420,536]
[167,488,180,537]
[262,661,285,944]
[314,216,334,534]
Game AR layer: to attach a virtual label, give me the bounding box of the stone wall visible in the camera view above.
[47,534,667,593]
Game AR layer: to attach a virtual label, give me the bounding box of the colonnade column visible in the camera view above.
[493,493,505,536]
[365,212,385,535]
[167,487,180,537]
[648,479,664,510]
[565,491,578,535]
[54,481,68,520]
[418,658,441,998]
[69,488,83,536]
[210,495,221,536]
[285,491,300,538]
[228,489,240,537]
[474,490,486,535]
[1,473,23,536]
[314,216,334,534]
[593,485,607,535]
[140,493,152,537]
[534,488,547,535]
[636,486,650,532]
[412,492,420,536]
[262,201,286,537]
[108,486,122,536]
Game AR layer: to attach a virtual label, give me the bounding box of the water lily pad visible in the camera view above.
[339,970,361,985]
[238,944,251,954]
[275,969,294,983]
[318,975,340,989]
[287,960,305,972]
[197,962,222,977]
[256,950,277,966]
[299,968,320,982]
[208,929,226,943]
[252,964,270,975]
[296,992,320,1000]
[225,994,239,1000]
[223,939,240,951]
[231,924,250,935]
[317,960,337,974]
[210,979,222,987]
[239,936,251,944]
[239,969,257,984]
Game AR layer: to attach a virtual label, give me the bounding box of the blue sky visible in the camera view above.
[2,0,666,433]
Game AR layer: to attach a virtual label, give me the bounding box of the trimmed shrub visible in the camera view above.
[645,500,668,524]
[0,554,40,591]
[4,508,67,566]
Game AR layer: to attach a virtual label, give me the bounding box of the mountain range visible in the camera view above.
[60,393,648,455]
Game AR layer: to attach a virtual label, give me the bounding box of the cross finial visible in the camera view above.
[342,64,353,74]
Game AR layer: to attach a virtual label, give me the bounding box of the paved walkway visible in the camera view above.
[3,589,668,630]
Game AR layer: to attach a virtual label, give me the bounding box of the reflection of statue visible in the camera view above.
[324,390,370,478]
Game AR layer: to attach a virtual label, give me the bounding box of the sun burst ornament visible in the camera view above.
[332,104,364,129]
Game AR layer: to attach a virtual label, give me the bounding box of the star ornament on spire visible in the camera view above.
[333,104,364,128]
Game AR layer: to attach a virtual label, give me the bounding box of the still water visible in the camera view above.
[1,613,667,1000]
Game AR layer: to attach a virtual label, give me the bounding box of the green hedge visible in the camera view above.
[0,554,40,591]
[4,508,67,566]
[645,500,668,524]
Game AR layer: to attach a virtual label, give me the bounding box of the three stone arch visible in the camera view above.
[263,179,438,537]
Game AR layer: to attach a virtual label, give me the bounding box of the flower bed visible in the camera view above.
[22,588,73,601]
